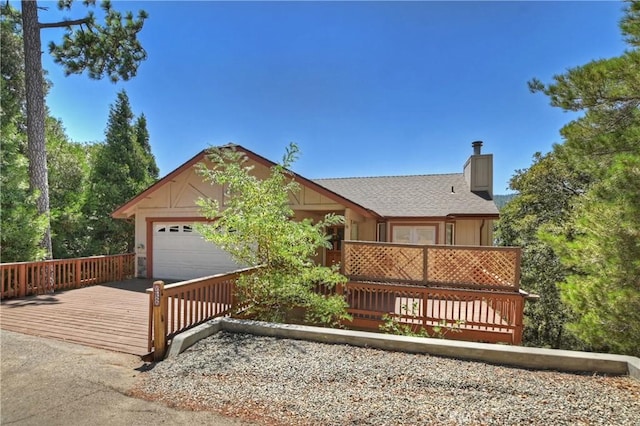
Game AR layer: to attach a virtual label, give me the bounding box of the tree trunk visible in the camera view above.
[22,0,52,260]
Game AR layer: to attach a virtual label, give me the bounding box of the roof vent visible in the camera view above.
[472,141,483,155]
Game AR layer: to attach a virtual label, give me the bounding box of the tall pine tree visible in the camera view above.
[135,113,159,180]
[499,1,640,355]
[0,5,47,262]
[20,0,147,259]
[84,90,158,254]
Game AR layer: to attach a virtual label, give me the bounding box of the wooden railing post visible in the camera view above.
[118,255,124,280]
[513,296,524,345]
[18,263,27,297]
[153,280,167,361]
[75,259,82,287]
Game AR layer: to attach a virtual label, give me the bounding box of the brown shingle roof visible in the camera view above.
[314,173,498,218]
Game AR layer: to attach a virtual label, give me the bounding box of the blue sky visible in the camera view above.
[35,1,628,194]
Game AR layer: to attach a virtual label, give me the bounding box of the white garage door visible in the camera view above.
[153,223,242,280]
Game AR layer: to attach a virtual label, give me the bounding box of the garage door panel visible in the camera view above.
[153,223,244,280]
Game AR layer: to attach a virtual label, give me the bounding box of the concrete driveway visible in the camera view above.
[0,330,252,425]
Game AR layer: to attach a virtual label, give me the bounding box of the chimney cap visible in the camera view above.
[472,140,483,155]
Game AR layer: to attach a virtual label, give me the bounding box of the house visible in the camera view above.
[112,141,499,281]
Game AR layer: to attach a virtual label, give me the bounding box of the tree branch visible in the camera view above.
[39,17,91,29]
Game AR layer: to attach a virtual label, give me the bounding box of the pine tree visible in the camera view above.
[20,0,147,259]
[134,114,159,180]
[547,156,640,355]
[495,153,585,349]
[84,90,157,254]
[0,5,47,262]
[503,0,640,355]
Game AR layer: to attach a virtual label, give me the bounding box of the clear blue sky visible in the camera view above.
[34,1,628,194]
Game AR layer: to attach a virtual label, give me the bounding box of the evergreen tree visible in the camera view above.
[19,0,147,259]
[84,90,157,254]
[499,0,640,355]
[46,117,92,258]
[0,5,47,262]
[495,153,585,349]
[545,156,640,355]
[134,114,159,180]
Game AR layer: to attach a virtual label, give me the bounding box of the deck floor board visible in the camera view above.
[0,281,151,356]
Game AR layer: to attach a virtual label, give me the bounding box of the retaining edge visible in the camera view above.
[166,318,640,379]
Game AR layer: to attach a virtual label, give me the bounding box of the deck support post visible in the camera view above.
[153,280,167,361]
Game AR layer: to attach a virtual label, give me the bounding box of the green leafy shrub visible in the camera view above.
[379,302,464,339]
[196,143,350,327]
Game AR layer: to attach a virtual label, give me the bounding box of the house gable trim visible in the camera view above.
[112,145,378,219]
[113,150,209,218]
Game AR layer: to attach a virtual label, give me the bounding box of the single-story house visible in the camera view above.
[112,141,498,281]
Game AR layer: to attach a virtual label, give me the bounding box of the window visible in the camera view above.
[183,225,193,233]
[391,225,436,245]
[445,223,455,245]
[156,226,166,233]
[169,225,180,233]
[377,223,387,242]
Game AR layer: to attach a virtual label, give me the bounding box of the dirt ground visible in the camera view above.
[0,329,252,426]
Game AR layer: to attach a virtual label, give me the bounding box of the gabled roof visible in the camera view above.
[314,174,499,218]
[111,144,377,219]
[113,144,498,220]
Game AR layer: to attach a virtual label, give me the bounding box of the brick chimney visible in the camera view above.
[464,141,493,198]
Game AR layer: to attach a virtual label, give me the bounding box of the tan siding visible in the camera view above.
[455,220,480,245]
[358,218,377,242]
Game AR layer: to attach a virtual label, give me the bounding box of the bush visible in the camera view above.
[196,143,350,327]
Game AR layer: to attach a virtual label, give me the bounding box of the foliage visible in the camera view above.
[195,143,350,327]
[542,156,640,355]
[83,90,158,254]
[49,0,148,83]
[0,5,47,262]
[498,1,640,355]
[134,113,160,179]
[379,302,465,339]
[46,117,93,258]
[495,153,585,349]
[493,194,516,210]
[0,121,48,262]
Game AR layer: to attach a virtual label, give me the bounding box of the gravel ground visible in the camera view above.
[132,332,640,426]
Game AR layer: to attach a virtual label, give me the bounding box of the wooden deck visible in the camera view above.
[0,279,153,357]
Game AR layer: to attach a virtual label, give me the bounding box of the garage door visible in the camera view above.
[153,223,242,280]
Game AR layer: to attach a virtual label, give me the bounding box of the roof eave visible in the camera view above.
[111,149,209,219]
[111,145,381,220]
[446,213,500,219]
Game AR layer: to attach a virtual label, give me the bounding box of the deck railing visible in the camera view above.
[343,281,524,344]
[343,241,521,291]
[0,253,135,299]
[148,267,258,359]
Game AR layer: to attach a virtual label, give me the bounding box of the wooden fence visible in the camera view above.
[343,241,521,291]
[0,253,135,299]
[148,267,258,359]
